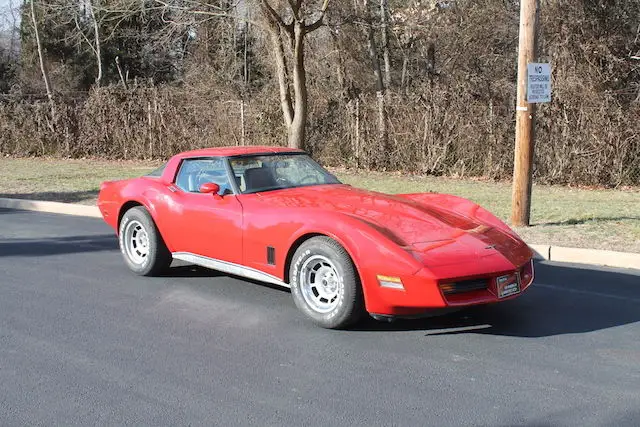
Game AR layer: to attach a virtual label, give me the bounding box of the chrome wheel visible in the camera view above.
[290,236,364,329]
[118,206,172,276]
[123,219,149,265]
[299,255,343,314]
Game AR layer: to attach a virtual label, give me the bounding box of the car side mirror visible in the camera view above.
[199,182,222,199]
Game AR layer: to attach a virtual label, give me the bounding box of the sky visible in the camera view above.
[0,0,20,32]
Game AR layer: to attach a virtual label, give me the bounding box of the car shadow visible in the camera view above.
[163,262,291,293]
[0,208,33,215]
[494,407,640,427]
[162,264,222,278]
[161,258,640,337]
[0,234,118,257]
[0,191,98,204]
[352,261,640,337]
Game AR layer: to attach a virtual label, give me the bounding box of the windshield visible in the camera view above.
[229,153,341,194]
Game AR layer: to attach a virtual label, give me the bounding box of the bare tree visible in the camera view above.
[71,0,137,86]
[362,0,388,164]
[29,0,56,126]
[379,0,390,87]
[0,0,20,60]
[46,0,106,86]
[83,0,103,85]
[260,0,330,149]
[137,0,331,149]
[41,0,159,88]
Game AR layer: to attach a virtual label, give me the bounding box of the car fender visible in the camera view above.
[281,210,424,304]
[116,181,176,249]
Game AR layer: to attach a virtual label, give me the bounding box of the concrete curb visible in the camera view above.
[549,246,640,270]
[0,197,101,218]
[527,244,640,269]
[1,197,638,270]
[528,244,551,261]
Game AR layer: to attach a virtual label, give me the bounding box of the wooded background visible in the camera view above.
[0,0,639,186]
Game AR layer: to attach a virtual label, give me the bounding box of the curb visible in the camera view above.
[528,244,640,270]
[1,197,638,271]
[0,197,101,218]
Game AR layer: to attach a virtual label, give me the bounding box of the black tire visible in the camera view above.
[290,236,365,329]
[118,206,172,276]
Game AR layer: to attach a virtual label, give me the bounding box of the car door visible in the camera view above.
[167,157,243,264]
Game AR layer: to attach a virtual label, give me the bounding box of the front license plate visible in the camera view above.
[497,272,521,298]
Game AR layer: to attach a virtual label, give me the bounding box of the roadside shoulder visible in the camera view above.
[1,197,638,270]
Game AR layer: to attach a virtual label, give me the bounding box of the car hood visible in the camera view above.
[256,185,531,267]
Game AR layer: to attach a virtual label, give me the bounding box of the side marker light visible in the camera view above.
[377,275,404,290]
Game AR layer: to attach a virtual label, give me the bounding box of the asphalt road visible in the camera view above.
[1,208,639,426]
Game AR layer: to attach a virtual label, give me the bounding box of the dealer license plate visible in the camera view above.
[497,272,521,298]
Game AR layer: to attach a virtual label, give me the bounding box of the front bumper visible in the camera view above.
[362,258,535,316]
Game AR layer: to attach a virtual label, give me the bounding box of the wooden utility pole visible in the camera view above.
[511,0,539,227]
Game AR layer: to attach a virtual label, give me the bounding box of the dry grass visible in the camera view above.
[0,157,158,204]
[1,157,638,253]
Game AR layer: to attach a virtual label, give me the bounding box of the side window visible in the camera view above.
[175,158,232,194]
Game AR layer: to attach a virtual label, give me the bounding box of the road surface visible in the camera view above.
[1,208,639,426]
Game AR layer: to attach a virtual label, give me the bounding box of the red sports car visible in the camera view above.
[98,146,534,329]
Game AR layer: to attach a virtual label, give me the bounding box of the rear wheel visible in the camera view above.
[290,237,364,329]
[119,206,172,276]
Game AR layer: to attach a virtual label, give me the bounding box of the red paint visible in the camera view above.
[98,146,534,317]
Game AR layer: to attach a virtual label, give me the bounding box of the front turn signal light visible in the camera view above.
[377,275,404,290]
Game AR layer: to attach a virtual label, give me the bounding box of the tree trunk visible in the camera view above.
[243,13,249,84]
[88,0,102,86]
[289,21,307,149]
[329,28,347,98]
[364,0,389,167]
[365,3,384,95]
[9,0,18,59]
[115,56,128,89]
[380,0,391,88]
[261,0,330,150]
[353,98,360,167]
[401,55,408,88]
[240,99,246,146]
[30,0,55,126]
[377,92,388,167]
[269,27,293,129]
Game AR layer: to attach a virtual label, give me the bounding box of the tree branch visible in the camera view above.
[303,0,330,33]
[305,16,324,32]
[153,0,263,28]
[261,0,287,29]
[287,0,299,16]
[74,16,99,57]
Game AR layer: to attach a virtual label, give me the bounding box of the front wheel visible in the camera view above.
[290,237,364,329]
[118,206,172,276]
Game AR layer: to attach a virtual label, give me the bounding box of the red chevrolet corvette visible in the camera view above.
[98,146,534,328]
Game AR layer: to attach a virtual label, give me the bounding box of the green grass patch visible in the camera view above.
[0,157,158,204]
[1,157,638,253]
